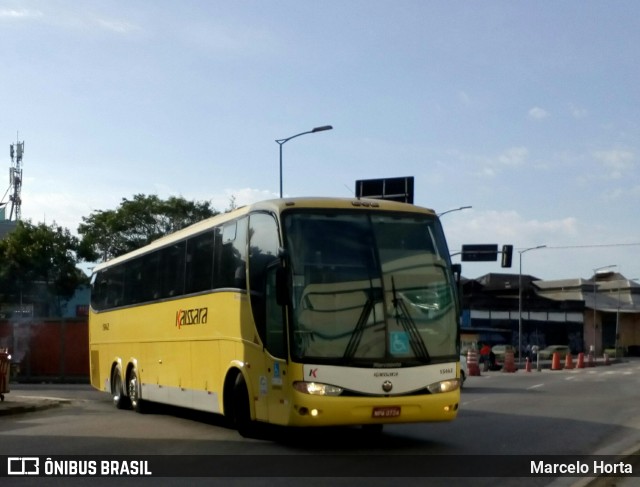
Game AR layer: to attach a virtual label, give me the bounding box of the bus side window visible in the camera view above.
[144,251,162,300]
[185,231,215,294]
[159,242,186,298]
[92,272,107,310]
[216,218,247,290]
[106,266,124,308]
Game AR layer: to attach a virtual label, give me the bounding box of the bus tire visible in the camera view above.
[232,374,253,437]
[128,369,145,413]
[111,368,130,410]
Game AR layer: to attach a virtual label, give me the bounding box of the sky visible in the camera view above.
[1,1,639,281]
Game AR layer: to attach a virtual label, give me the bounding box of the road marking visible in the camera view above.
[527,383,544,390]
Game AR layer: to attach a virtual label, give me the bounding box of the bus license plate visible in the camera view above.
[372,406,401,418]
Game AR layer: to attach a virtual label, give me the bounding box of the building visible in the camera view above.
[0,217,17,240]
[535,272,640,356]
[461,272,640,356]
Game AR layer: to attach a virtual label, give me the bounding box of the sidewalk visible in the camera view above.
[0,393,70,416]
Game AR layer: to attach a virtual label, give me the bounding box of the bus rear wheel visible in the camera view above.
[111,368,130,410]
[128,369,145,413]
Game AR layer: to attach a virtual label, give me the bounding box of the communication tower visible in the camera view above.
[8,137,24,221]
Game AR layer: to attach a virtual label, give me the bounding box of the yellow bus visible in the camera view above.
[89,197,461,434]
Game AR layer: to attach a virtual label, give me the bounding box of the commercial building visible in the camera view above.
[461,271,640,356]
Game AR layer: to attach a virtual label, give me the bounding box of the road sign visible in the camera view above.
[461,244,498,262]
[355,176,414,204]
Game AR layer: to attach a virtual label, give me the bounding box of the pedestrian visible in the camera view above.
[480,343,491,371]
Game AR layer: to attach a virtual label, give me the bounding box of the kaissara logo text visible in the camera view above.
[175,307,208,329]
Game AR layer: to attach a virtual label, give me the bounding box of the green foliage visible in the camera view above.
[0,220,87,310]
[77,194,218,261]
[0,194,219,316]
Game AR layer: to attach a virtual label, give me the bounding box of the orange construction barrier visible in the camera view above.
[576,352,585,369]
[551,352,562,370]
[564,353,574,370]
[467,349,481,376]
[503,351,517,373]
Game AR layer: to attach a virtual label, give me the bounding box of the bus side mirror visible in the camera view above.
[451,263,462,282]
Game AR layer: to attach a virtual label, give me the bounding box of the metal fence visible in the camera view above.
[0,318,89,383]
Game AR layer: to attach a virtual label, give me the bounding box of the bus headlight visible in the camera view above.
[293,381,343,396]
[427,379,460,394]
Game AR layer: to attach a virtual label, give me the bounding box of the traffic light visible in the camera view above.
[501,245,514,268]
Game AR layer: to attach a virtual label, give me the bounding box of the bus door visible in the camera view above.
[262,264,290,424]
[248,212,290,424]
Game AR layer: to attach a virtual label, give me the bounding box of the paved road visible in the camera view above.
[1,359,639,486]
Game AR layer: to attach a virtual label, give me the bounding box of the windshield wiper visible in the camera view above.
[343,287,381,361]
[391,277,430,362]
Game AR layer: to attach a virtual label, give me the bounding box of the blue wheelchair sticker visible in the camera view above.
[390,331,410,356]
[274,362,280,378]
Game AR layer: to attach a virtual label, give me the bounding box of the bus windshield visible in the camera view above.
[283,210,457,366]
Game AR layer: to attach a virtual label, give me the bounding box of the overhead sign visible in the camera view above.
[461,244,498,262]
[355,176,414,204]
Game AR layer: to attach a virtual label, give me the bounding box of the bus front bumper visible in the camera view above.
[285,389,460,427]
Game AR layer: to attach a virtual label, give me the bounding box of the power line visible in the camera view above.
[540,243,640,250]
[452,242,640,254]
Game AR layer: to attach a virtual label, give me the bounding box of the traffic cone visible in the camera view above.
[551,352,562,370]
[588,352,595,367]
[525,357,532,372]
[467,350,481,376]
[564,353,574,370]
[576,352,585,369]
[603,353,610,366]
[503,351,517,373]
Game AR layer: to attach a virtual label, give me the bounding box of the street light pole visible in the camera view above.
[437,206,472,217]
[591,264,616,356]
[276,125,333,198]
[518,245,546,365]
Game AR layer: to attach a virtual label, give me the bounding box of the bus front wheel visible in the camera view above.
[232,374,253,437]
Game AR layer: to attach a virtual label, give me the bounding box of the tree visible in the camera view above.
[0,220,87,316]
[77,194,218,262]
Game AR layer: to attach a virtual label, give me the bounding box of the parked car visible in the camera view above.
[537,345,571,360]
[491,344,514,359]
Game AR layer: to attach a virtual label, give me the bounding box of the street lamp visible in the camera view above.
[437,206,472,217]
[276,125,333,198]
[591,264,617,356]
[518,245,546,365]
